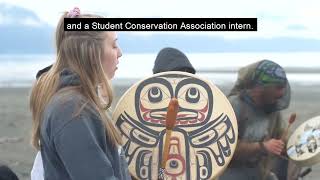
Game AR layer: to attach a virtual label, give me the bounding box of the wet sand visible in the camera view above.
[0,82,319,180]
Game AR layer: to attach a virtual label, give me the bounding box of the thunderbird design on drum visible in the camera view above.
[113,72,238,180]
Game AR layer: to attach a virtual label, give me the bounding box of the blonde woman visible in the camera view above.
[30,8,130,180]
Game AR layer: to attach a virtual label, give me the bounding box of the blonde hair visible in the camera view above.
[30,12,122,149]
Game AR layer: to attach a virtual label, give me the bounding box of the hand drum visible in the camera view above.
[287,116,320,166]
[113,71,238,180]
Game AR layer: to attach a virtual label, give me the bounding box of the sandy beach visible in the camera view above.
[0,82,319,180]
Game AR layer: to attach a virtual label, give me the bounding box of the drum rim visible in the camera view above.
[112,71,238,179]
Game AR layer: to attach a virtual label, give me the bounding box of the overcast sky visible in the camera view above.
[0,0,319,39]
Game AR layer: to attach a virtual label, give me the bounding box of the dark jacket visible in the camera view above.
[0,165,19,180]
[40,69,131,180]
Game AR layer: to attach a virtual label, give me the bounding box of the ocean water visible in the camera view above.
[0,52,319,87]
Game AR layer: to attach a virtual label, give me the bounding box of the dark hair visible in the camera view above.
[36,65,53,79]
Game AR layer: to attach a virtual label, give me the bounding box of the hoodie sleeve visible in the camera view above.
[53,114,118,180]
[233,141,263,160]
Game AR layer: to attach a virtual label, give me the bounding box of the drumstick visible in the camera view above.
[160,98,179,172]
[281,113,296,141]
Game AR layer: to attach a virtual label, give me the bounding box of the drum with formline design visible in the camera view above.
[287,116,320,166]
[113,71,238,179]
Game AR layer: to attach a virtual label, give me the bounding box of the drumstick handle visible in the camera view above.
[281,126,290,141]
[281,113,296,140]
[161,129,172,168]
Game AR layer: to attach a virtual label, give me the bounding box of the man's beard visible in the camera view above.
[262,103,277,114]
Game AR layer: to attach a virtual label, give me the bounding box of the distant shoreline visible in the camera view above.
[197,67,320,74]
[2,79,320,89]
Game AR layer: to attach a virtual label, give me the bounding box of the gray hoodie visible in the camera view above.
[152,47,196,74]
[40,69,131,180]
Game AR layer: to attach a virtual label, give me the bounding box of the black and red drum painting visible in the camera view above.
[113,71,238,180]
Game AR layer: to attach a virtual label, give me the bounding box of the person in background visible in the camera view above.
[0,165,19,180]
[152,47,196,74]
[219,60,292,180]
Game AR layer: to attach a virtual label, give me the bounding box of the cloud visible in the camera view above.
[0,3,45,26]
[287,24,307,31]
[0,0,319,39]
